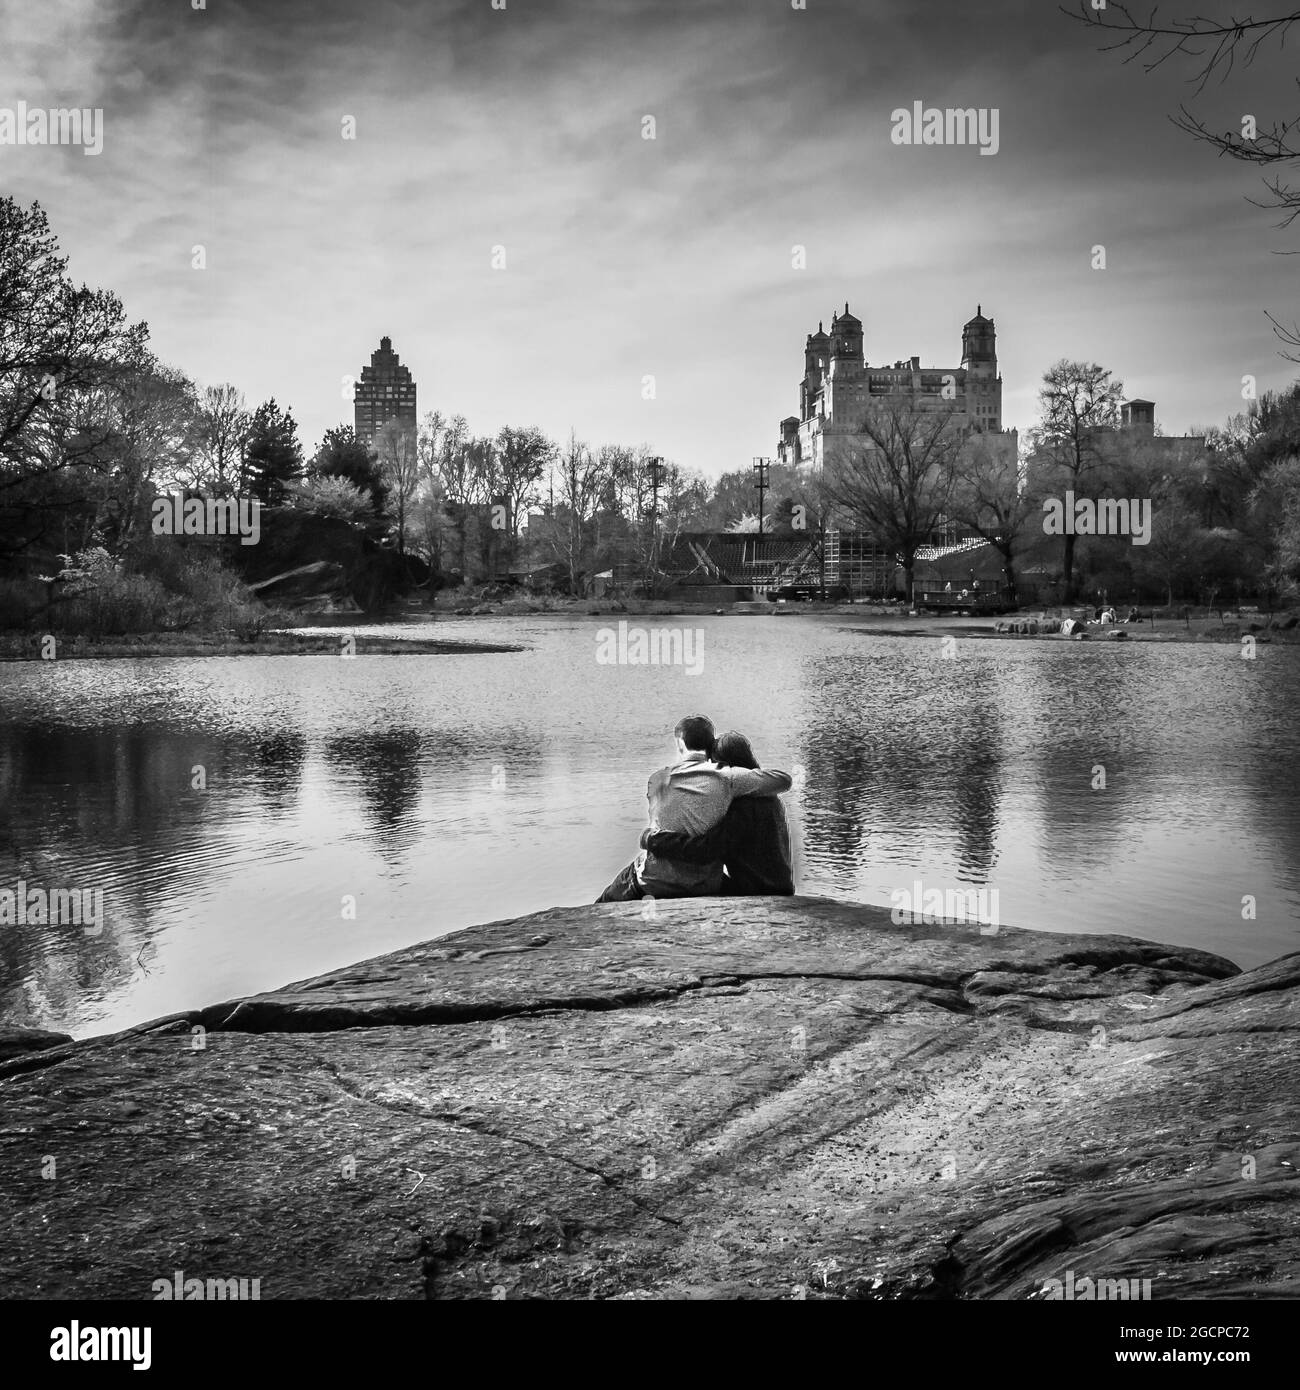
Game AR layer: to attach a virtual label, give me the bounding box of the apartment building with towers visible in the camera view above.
[775,304,1015,596]
[777,304,1004,469]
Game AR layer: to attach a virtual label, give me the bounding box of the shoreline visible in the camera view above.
[0,631,525,662]
[417,603,1300,647]
[3,604,1294,659]
[1,896,1295,1300]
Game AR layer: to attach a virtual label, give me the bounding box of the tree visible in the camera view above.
[700,461,802,530]
[950,433,1039,606]
[1247,383,1300,473]
[822,395,967,603]
[466,434,503,576]
[495,425,554,556]
[788,468,833,597]
[1132,487,1200,607]
[409,479,451,579]
[602,451,708,595]
[1030,359,1124,599]
[1066,3,1300,358]
[423,412,473,504]
[419,411,474,574]
[0,196,150,563]
[311,424,385,513]
[0,197,150,475]
[91,359,199,549]
[1197,412,1258,528]
[548,431,609,594]
[242,399,302,506]
[663,464,711,532]
[1269,470,1300,596]
[375,419,420,556]
[1250,455,1300,598]
[7,356,199,562]
[188,384,250,496]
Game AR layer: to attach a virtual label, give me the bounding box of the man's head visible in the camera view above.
[674,714,715,758]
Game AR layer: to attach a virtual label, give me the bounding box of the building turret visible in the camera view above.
[960,306,1000,431]
[961,306,996,372]
[804,322,829,374]
[801,322,830,419]
[829,303,863,368]
[1121,399,1156,435]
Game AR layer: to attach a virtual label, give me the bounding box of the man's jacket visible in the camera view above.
[641,796,794,896]
[634,751,791,896]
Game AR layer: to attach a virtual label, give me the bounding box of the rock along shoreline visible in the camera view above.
[0,631,524,661]
[1,896,1296,1300]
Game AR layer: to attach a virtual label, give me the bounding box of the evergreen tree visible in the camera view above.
[242,398,303,505]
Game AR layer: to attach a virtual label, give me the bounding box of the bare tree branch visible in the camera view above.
[1266,307,1300,361]
[1061,2,1300,94]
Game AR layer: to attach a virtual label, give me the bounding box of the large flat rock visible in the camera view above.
[1,898,1296,1300]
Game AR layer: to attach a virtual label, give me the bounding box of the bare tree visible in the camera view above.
[375,419,420,556]
[0,196,149,563]
[1030,360,1125,600]
[465,434,502,576]
[495,425,554,554]
[787,466,833,598]
[416,411,463,570]
[951,432,1039,607]
[1065,2,1300,356]
[188,384,250,495]
[822,395,968,604]
[548,431,608,594]
[107,362,199,547]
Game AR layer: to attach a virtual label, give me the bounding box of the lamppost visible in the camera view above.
[645,456,665,596]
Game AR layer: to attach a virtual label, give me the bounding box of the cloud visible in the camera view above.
[0,0,1293,468]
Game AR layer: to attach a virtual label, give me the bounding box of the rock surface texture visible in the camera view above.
[1,897,1295,1300]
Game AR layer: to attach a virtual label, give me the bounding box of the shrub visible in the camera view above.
[36,543,283,638]
[0,577,47,628]
[285,476,373,525]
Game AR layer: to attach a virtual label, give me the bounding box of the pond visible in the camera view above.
[1,613,1297,1038]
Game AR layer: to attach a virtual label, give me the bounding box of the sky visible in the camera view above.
[1,0,1295,478]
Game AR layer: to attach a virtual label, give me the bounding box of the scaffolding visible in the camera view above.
[824,530,894,596]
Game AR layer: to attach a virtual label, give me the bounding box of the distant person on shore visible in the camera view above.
[640,731,795,896]
[594,715,793,902]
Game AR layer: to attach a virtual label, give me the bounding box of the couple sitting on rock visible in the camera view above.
[595,714,795,902]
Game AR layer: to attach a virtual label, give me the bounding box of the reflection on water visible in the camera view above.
[1,617,1298,1038]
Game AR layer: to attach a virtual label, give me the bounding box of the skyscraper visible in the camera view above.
[353,336,417,445]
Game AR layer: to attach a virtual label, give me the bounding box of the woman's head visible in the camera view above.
[713,731,759,769]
